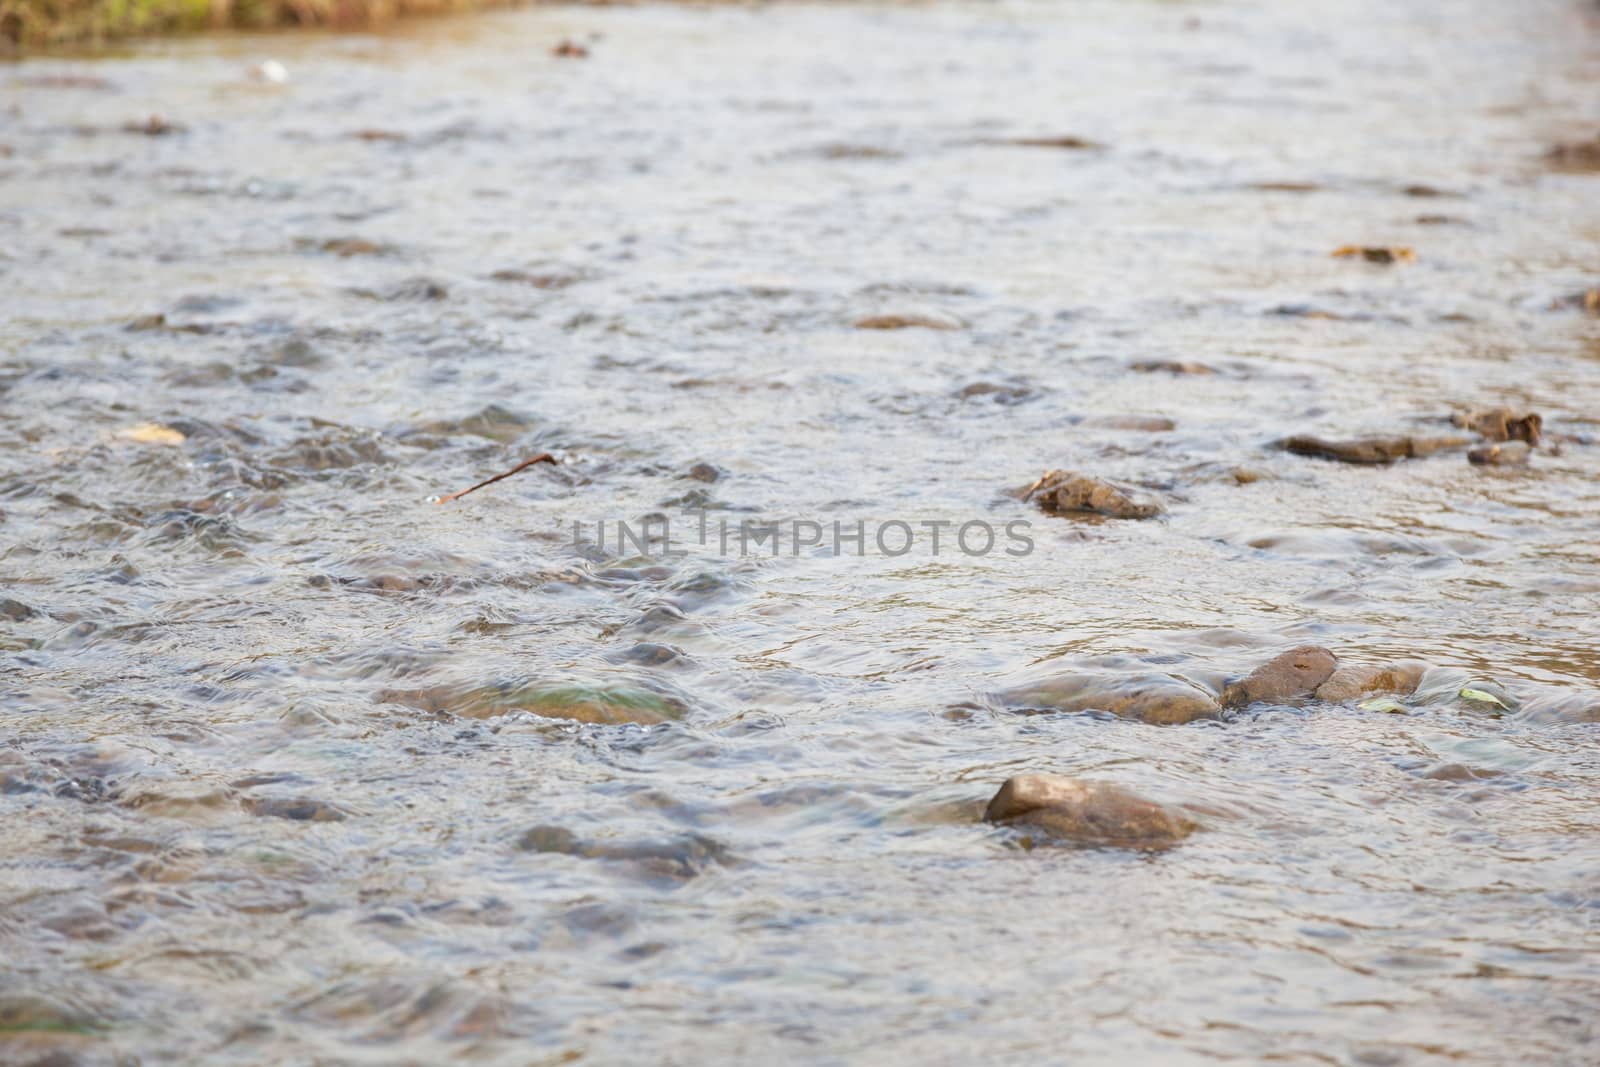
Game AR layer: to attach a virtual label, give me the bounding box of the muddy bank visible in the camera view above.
[3,0,527,50]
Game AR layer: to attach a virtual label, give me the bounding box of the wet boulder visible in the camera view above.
[998,673,1222,725]
[1276,434,1472,465]
[1222,645,1337,707]
[984,775,1196,850]
[1314,661,1426,703]
[1022,470,1164,520]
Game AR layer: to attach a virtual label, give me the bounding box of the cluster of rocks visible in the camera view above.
[982,644,1433,850]
[1277,406,1548,468]
[996,644,1422,727]
[1016,405,1563,527]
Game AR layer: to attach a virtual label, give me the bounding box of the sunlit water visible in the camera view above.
[3,1,1599,1063]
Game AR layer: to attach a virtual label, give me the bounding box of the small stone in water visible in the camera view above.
[993,135,1106,150]
[1331,245,1416,264]
[984,774,1196,850]
[1453,407,1542,445]
[1130,359,1215,375]
[854,308,964,330]
[309,237,385,257]
[685,462,723,482]
[1023,470,1164,520]
[123,114,184,136]
[1079,414,1176,432]
[1468,441,1532,467]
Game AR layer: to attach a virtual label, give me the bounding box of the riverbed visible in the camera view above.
[3,1,1599,1063]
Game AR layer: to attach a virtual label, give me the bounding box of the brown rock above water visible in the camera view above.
[1023,470,1164,520]
[1222,645,1337,707]
[984,775,1197,850]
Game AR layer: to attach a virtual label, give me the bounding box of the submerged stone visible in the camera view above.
[380,682,682,725]
[244,796,350,822]
[854,308,964,330]
[1277,434,1472,464]
[998,673,1222,725]
[1222,645,1337,707]
[1130,359,1215,375]
[0,991,103,1036]
[1314,661,1426,703]
[1079,414,1176,432]
[518,825,736,884]
[1468,441,1532,466]
[984,775,1196,850]
[1419,762,1503,782]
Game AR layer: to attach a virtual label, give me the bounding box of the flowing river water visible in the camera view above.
[3,1,1600,1063]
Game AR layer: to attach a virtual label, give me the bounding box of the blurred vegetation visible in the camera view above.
[1,0,523,49]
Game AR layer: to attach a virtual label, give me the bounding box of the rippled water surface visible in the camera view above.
[3,1,1600,1063]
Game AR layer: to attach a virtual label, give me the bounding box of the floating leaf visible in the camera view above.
[117,423,185,446]
[1358,697,1408,714]
[1459,686,1511,710]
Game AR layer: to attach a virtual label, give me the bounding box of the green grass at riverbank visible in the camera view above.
[2,0,523,50]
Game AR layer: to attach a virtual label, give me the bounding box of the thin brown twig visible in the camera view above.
[435,453,556,504]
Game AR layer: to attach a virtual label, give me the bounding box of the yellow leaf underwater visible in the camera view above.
[117,423,185,446]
